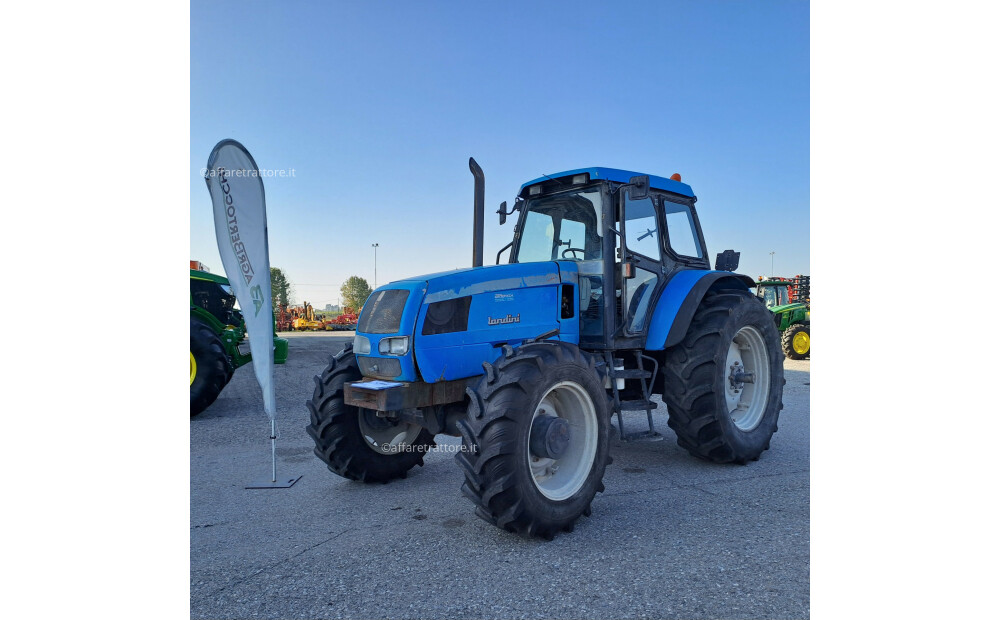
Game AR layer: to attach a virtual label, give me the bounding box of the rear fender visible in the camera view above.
[645,270,755,350]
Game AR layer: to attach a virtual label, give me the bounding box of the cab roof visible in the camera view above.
[519,167,694,198]
[190,269,230,285]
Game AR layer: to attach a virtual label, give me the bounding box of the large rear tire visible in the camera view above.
[190,318,231,417]
[661,290,784,464]
[306,344,435,483]
[781,323,810,359]
[457,341,611,540]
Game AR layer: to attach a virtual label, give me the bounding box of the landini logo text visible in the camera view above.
[487,314,521,326]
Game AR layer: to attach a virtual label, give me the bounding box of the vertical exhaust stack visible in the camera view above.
[469,157,485,268]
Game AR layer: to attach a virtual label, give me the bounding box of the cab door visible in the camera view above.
[618,193,664,337]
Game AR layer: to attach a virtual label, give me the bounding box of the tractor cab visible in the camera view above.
[755,279,791,309]
[190,268,243,327]
[507,168,709,349]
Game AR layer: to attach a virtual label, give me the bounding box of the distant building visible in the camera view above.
[325,304,341,313]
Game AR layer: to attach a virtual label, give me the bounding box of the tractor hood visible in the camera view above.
[770,301,808,314]
[354,262,579,383]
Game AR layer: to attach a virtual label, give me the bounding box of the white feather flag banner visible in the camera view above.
[204,139,276,419]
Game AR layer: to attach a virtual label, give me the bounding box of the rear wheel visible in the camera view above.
[661,290,784,464]
[306,344,435,483]
[781,324,810,359]
[190,318,230,417]
[457,341,611,539]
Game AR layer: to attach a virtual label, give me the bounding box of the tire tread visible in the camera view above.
[662,290,784,464]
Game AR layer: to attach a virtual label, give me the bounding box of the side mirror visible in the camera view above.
[627,175,650,201]
[498,201,507,225]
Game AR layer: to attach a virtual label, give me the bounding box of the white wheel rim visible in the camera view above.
[724,326,771,431]
[358,411,422,454]
[528,381,598,501]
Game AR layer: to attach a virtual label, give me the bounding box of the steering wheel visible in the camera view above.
[561,247,586,259]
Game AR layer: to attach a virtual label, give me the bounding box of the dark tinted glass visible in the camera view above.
[357,289,410,334]
[421,296,471,335]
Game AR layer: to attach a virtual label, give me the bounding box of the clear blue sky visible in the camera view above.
[191,1,809,307]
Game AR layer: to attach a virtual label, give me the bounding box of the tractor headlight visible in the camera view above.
[378,336,410,356]
[353,335,371,354]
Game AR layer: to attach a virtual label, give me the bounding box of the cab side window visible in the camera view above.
[663,201,702,258]
[624,195,661,260]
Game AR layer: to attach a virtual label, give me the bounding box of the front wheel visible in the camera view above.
[306,345,435,483]
[661,290,785,464]
[781,323,810,359]
[457,341,611,540]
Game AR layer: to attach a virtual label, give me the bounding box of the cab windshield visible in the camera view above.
[757,285,789,308]
[514,186,603,263]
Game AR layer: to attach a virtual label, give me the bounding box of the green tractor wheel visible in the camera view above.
[190,318,231,417]
[781,324,810,360]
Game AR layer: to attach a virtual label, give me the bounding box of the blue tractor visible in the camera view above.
[307,159,784,539]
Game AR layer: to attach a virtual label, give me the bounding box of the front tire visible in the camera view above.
[781,324,810,359]
[190,318,231,417]
[661,290,784,464]
[457,341,611,540]
[306,345,435,483]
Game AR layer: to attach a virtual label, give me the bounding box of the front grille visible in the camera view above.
[357,289,410,334]
[358,356,401,380]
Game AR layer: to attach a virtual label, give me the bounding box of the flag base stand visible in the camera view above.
[245,420,300,489]
[246,475,301,489]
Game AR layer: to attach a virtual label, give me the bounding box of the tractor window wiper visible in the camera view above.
[637,228,656,242]
[540,172,565,187]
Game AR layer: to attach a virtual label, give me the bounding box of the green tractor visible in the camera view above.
[190,264,289,416]
[755,275,810,359]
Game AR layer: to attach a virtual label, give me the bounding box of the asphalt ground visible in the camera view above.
[191,332,810,619]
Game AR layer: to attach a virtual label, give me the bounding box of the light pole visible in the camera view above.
[769,251,776,277]
[372,243,379,288]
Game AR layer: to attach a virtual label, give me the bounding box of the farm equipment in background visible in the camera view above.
[756,275,810,359]
[322,306,359,330]
[790,275,810,304]
[306,160,785,540]
[291,302,324,331]
[190,262,288,416]
[276,303,293,332]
